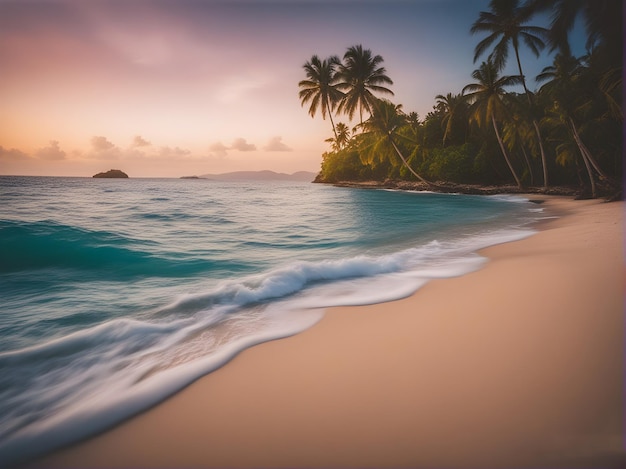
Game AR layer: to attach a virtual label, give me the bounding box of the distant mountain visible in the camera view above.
[198,170,316,182]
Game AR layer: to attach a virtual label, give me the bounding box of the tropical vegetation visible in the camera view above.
[298,0,622,198]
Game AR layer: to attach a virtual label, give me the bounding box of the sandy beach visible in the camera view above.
[33,196,624,468]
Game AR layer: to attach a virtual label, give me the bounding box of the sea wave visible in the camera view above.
[0,225,535,466]
[0,220,241,278]
[0,179,547,466]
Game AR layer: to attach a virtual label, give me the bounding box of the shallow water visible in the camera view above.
[0,176,544,465]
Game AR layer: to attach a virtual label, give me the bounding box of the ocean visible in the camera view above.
[0,176,547,465]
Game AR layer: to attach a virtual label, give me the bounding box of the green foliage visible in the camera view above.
[303,8,623,196]
[336,45,394,123]
[426,144,477,183]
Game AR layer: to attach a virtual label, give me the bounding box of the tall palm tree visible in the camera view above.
[298,55,344,140]
[359,99,430,184]
[336,45,394,125]
[472,0,550,189]
[435,92,468,147]
[463,60,524,188]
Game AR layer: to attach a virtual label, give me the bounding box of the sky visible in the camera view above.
[0,0,584,178]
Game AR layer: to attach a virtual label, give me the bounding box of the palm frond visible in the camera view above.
[474,33,499,62]
[489,38,510,70]
[520,31,546,57]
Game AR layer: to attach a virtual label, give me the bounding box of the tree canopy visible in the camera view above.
[298,2,622,199]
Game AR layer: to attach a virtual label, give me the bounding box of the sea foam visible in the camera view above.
[0,177,546,466]
[0,226,535,466]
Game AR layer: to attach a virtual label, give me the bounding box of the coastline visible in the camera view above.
[31,196,624,468]
[323,179,623,201]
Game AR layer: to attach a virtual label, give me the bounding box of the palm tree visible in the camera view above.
[536,53,613,196]
[359,99,430,184]
[403,111,422,146]
[336,45,394,125]
[523,0,622,62]
[435,92,468,147]
[463,60,524,188]
[298,55,344,140]
[406,112,421,130]
[503,101,537,185]
[471,0,550,189]
[324,122,351,151]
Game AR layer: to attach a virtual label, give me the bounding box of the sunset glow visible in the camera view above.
[0,0,564,177]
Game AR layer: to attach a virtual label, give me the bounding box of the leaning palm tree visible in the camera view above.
[358,99,430,184]
[435,92,468,147]
[298,55,344,140]
[463,60,524,188]
[336,45,394,125]
[472,0,550,189]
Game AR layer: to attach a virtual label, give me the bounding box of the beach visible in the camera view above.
[33,196,624,468]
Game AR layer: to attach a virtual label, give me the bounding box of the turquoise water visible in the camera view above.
[0,176,544,464]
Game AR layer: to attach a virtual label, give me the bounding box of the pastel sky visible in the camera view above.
[0,0,583,178]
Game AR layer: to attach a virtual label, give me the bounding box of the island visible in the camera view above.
[93,169,129,178]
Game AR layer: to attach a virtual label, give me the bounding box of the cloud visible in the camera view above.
[36,140,66,160]
[132,135,151,147]
[263,136,292,152]
[208,142,229,158]
[230,138,256,152]
[0,145,31,162]
[91,136,116,152]
[89,136,121,159]
[158,146,191,159]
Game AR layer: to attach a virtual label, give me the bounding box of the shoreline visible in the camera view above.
[29,196,625,468]
[322,179,623,200]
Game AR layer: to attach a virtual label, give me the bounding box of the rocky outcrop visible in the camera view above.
[93,169,129,178]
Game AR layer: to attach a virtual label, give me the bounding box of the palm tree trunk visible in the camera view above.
[567,119,596,197]
[388,135,430,185]
[576,140,597,198]
[568,117,611,181]
[514,45,549,189]
[514,46,531,97]
[492,115,522,188]
[442,119,451,148]
[326,101,338,141]
[520,144,534,186]
[532,120,549,189]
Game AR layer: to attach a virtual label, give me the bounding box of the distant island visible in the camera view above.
[93,169,129,178]
[182,170,316,182]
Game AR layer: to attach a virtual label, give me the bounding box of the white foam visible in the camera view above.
[0,308,323,465]
[0,225,538,467]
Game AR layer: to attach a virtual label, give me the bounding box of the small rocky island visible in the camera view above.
[93,169,129,178]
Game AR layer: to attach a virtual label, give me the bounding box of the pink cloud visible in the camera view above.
[0,145,31,162]
[36,140,66,160]
[230,137,256,152]
[263,136,292,152]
